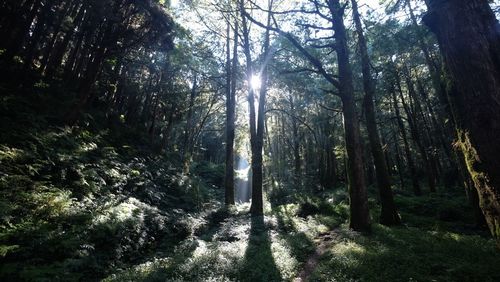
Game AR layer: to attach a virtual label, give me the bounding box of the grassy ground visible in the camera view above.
[309,191,500,281]
[103,190,500,282]
[104,203,321,282]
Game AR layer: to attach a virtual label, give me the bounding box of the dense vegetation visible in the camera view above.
[1,0,499,281]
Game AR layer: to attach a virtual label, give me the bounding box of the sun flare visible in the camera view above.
[250,74,261,91]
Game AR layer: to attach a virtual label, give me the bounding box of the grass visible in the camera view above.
[106,188,500,281]
[105,210,306,282]
[103,188,500,282]
[308,189,500,282]
[310,224,499,281]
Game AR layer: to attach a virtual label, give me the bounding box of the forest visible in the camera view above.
[0,0,500,281]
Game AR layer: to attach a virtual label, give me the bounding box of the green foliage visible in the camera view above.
[0,100,222,280]
[1,86,498,281]
[192,161,224,188]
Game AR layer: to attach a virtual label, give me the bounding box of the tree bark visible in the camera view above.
[352,0,400,226]
[250,1,272,216]
[243,0,371,229]
[241,0,272,216]
[224,14,237,206]
[328,0,370,232]
[182,76,197,173]
[423,0,500,247]
[391,82,421,196]
[399,68,438,192]
[289,95,301,178]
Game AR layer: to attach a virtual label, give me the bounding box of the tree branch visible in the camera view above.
[242,9,342,93]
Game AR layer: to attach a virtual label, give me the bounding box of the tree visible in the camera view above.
[423,0,500,247]
[240,0,274,216]
[351,0,400,226]
[225,5,239,206]
[245,0,371,231]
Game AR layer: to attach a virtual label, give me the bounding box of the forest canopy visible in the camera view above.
[0,0,499,281]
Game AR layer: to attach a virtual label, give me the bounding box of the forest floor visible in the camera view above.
[1,87,500,281]
[104,192,500,282]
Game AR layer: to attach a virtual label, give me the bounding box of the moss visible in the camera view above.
[455,130,500,244]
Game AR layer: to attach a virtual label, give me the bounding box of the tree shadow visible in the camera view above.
[139,239,199,281]
[275,206,316,264]
[194,206,232,241]
[238,215,282,282]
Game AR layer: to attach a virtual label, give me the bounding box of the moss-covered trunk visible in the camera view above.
[423,0,500,247]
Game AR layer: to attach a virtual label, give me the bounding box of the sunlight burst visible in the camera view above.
[250,74,261,91]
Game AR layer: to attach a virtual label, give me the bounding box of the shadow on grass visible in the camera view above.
[137,239,199,281]
[238,215,281,282]
[195,207,231,241]
[275,206,316,264]
[112,208,232,281]
[309,224,500,282]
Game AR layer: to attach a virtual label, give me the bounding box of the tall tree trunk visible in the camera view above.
[401,68,438,192]
[352,0,400,226]
[66,42,107,123]
[391,82,421,196]
[391,124,406,190]
[45,1,86,79]
[40,0,74,74]
[241,0,271,216]
[423,0,500,247]
[1,0,41,62]
[182,76,197,174]
[23,0,55,69]
[328,0,370,232]
[224,14,238,206]
[251,0,272,216]
[290,95,301,178]
[395,68,437,193]
[326,119,338,188]
[246,0,370,229]
[406,0,445,103]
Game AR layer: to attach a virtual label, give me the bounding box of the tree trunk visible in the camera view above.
[290,95,301,178]
[401,68,438,192]
[423,0,500,247]
[352,0,400,226]
[391,124,406,190]
[224,15,237,206]
[45,1,85,79]
[241,0,272,216]
[396,68,437,193]
[391,82,421,196]
[2,0,41,62]
[250,2,272,216]
[326,0,371,232]
[182,76,197,174]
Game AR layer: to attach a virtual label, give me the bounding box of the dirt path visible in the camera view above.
[293,230,341,282]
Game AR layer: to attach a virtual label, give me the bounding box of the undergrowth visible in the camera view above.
[0,88,223,281]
